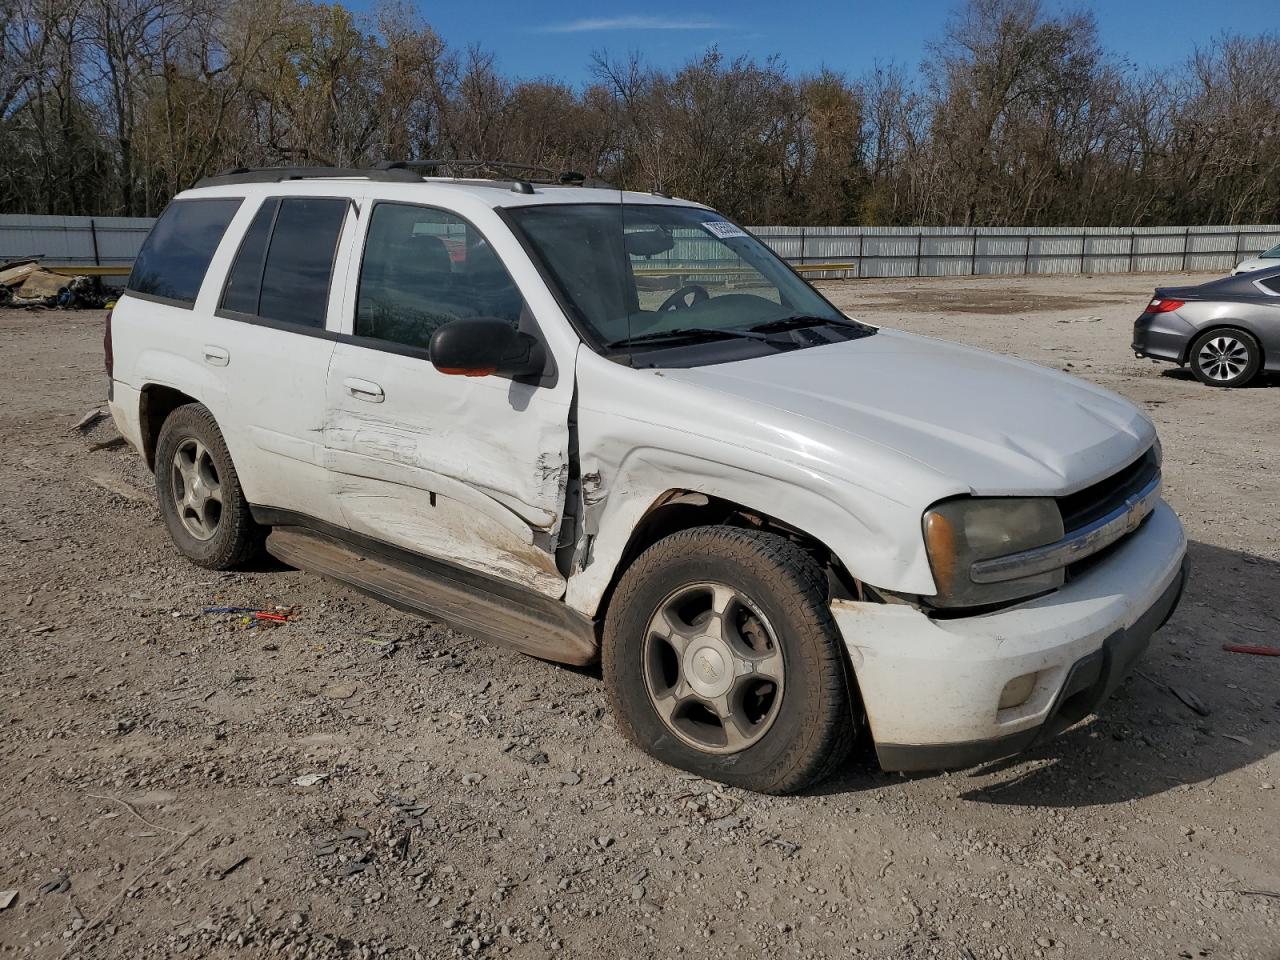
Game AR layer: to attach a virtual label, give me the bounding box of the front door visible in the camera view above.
[323,200,574,598]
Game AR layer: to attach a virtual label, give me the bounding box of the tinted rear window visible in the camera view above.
[220,198,279,315]
[256,198,348,328]
[127,198,242,304]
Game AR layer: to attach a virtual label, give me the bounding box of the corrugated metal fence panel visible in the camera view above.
[0,214,154,266]
[748,224,1280,279]
[5,214,1280,278]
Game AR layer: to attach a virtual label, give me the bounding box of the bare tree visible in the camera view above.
[2,0,1279,226]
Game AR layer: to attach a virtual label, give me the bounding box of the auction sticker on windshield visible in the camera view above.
[701,221,748,240]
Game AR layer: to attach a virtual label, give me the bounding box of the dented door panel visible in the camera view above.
[323,344,573,598]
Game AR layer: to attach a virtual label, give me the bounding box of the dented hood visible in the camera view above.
[662,329,1154,498]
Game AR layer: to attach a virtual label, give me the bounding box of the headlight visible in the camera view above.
[922,498,1065,608]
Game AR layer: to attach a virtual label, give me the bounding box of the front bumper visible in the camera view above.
[831,501,1187,772]
[1132,311,1195,364]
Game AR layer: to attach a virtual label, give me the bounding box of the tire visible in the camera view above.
[1189,327,1261,387]
[154,403,262,569]
[603,526,856,794]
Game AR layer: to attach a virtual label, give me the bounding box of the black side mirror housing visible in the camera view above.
[624,228,675,258]
[429,318,544,378]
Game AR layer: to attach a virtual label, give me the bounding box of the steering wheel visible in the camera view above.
[659,284,710,312]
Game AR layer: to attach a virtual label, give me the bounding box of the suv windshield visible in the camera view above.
[506,203,873,360]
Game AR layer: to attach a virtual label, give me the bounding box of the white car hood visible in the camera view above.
[662,329,1154,498]
[1235,258,1271,273]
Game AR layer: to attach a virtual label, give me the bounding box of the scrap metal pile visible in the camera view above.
[0,260,111,309]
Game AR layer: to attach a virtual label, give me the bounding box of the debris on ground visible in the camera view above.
[291,774,327,787]
[0,259,38,288]
[37,875,69,895]
[0,890,16,910]
[212,855,250,880]
[201,605,297,628]
[1223,643,1280,657]
[9,268,73,305]
[1,260,112,308]
[1169,685,1210,716]
[72,408,105,432]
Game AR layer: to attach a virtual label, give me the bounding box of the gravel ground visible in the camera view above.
[1,271,1277,960]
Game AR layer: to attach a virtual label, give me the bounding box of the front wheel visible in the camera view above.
[1189,327,1261,387]
[603,526,856,794]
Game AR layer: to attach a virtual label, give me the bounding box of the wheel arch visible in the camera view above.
[139,384,200,471]
[588,488,869,628]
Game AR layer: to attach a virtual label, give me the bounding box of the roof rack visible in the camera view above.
[378,159,610,190]
[190,161,615,192]
[193,166,423,188]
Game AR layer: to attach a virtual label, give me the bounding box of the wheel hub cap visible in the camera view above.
[642,582,785,755]
[686,641,733,698]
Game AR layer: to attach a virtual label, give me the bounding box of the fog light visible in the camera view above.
[998,672,1038,710]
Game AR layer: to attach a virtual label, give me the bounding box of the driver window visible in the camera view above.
[355,203,526,350]
[627,223,783,313]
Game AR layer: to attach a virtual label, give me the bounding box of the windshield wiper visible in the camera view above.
[605,327,770,349]
[744,314,853,334]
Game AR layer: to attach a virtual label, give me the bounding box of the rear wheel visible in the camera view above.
[603,526,856,794]
[154,403,261,569]
[1189,327,1261,387]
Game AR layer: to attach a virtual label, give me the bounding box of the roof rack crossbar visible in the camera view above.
[379,159,610,189]
[193,166,423,188]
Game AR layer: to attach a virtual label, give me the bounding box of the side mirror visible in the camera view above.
[429,318,543,378]
[624,228,675,258]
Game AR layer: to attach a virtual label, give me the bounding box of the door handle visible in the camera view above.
[203,345,229,366]
[343,377,384,402]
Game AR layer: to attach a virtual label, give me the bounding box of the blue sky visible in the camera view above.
[349,0,1266,84]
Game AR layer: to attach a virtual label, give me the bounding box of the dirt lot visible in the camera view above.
[1,271,1278,960]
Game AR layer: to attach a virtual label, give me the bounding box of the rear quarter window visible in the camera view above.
[127,198,242,305]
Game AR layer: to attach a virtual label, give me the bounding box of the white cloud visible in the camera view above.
[538,15,726,33]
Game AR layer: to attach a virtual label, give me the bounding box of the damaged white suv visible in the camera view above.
[106,164,1188,793]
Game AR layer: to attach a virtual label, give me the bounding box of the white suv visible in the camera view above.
[106,164,1188,793]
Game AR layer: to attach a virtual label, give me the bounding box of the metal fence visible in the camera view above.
[748,224,1280,279]
[0,214,154,268]
[3,214,1279,279]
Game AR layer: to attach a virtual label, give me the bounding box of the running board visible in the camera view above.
[265,526,598,666]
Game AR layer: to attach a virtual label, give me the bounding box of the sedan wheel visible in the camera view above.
[1189,327,1261,388]
[1197,335,1249,381]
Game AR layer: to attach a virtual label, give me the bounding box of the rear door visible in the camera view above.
[212,193,357,523]
[323,199,574,598]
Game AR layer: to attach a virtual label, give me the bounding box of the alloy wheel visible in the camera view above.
[171,437,223,541]
[1197,335,1250,382]
[641,582,785,754]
